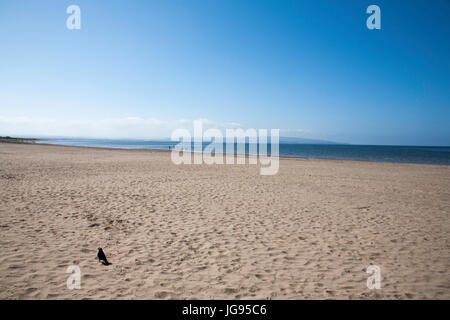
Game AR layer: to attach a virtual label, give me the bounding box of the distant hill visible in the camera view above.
[0,136,38,144]
[278,136,344,145]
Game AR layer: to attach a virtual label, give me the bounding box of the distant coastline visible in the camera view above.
[0,136,39,144]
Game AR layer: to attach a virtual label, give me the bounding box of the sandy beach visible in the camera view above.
[0,142,449,299]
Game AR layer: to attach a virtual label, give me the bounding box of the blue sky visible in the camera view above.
[0,0,449,145]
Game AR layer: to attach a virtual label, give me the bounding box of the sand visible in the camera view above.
[0,142,449,299]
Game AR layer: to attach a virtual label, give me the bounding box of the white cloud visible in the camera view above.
[0,116,244,139]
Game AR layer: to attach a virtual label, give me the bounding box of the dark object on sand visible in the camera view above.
[97,248,111,265]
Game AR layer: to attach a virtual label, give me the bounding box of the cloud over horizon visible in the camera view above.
[0,116,247,139]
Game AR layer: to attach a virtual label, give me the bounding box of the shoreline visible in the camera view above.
[15,140,449,167]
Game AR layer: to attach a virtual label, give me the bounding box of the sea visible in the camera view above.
[36,138,450,165]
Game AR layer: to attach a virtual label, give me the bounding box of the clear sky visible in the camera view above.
[0,0,449,145]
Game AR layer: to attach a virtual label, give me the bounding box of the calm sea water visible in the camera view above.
[37,138,450,165]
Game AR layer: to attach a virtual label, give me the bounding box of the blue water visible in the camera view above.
[37,138,450,165]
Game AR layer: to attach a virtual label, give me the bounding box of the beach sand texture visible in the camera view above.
[0,142,449,299]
